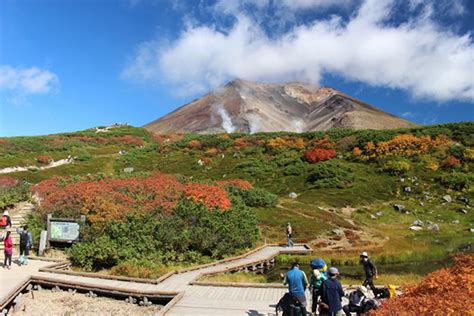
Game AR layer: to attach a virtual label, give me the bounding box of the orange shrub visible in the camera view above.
[373,134,453,157]
[370,253,474,315]
[309,135,336,149]
[184,183,231,210]
[267,136,305,150]
[216,179,253,189]
[303,148,337,163]
[188,140,203,149]
[36,155,53,164]
[352,147,362,156]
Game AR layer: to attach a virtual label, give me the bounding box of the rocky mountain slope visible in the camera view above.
[144,79,416,134]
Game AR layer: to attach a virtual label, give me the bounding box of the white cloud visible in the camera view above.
[0,65,59,95]
[123,0,474,102]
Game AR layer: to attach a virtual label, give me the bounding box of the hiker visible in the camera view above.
[1,210,12,229]
[282,262,309,315]
[360,252,378,293]
[3,229,13,269]
[17,225,33,265]
[320,267,345,316]
[286,222,294,247]
[343,286,369,316]
[310,259,328,314]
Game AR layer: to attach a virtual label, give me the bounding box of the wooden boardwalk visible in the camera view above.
[1,244,312,314]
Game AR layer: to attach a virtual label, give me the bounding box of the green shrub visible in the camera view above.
[439,172,473,191]
[0,183,30,210]
[380,158,411,175]
[306,160,353,188]
[68,199,259,271]
[71,148,92,161]
[227,186,278,207]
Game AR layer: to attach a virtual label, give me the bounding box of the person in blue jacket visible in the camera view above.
[320,267,345,316]
[282,262,309,314]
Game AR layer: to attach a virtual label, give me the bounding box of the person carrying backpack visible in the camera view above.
[3,229,13,270]
[17,225,33,265]
[1,210,12,229]
[310,260,327,314]
[320,267,345,316]
[359,252,377,293]
[343,285,369,316]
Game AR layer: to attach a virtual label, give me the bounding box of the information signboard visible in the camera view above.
[49,220,80,242]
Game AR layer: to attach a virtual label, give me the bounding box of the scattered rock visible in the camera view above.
[331,228,344,235]
[394,204,405,211]
[288,192,298,199]
[404,187,412,193]
[370,215,377,219]
[452,220,460,224]
[376,211,383,217]
[458,196,469,204]
[413,219,423,226]
[419,202,424,206]
[427,223,440,231]
[409,226,423,231]
[400,178,405,182]
[469,228,474,233]
[123,167,134,173]
[427,220,433,225]
[459,209,468,215]
[442,195,452,203]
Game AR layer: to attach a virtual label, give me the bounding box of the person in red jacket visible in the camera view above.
[3,229,13,269]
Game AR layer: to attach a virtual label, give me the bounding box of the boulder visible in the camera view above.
[375,211,383,217]
[413,219,423,227]
[427,223,440,231]
[458,196,469,204]
[452,220,460,224]
[288,192,298,199]
[469,228,474,233]
[442,195,452,203]
[409,226,423,231]
[394,204,405,211]
[370,214,377,219]
[459,209,468,215]
[419,202,424,206]
[331,228,344,235]
[404,187,412,193]
[123,167,134,173]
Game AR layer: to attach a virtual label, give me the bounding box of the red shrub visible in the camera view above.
[442,155,461,168]
[33,172,235,224]
[113,135,144,147]
[303,148,336,163]
[0,176,18,188]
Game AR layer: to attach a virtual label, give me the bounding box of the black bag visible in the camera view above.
[374,287,390,299]
[20,231,29,247]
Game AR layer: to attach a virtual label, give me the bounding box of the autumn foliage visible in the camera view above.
[442,155,461,168]
[36,155,53,164]
[267,136,305,150]
[363,134,452,157]
[216,179,253,190]
[303,148,337,163]
[0,176,19,188]
[33,172,234,224]
[371,253,474,315]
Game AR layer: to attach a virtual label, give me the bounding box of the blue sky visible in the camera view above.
[0,0,473,137]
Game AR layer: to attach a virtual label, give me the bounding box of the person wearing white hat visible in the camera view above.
[343,286,369,316]
[360,251,378,293]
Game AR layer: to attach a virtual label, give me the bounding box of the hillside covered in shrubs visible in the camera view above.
[1,122,473,277]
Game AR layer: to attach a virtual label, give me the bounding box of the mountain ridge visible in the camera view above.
[144,79,416,134]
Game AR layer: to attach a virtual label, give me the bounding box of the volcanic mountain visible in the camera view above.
[144,79,416,134]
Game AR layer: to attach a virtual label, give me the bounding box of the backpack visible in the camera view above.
[349,290,364,306]
[0,216,7,227]
[375,287,391,299]
[20,231,29,247]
